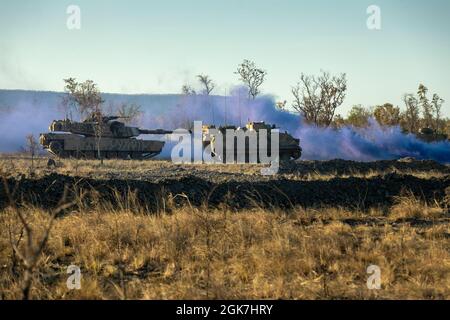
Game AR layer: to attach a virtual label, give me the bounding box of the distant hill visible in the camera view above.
[0,89,185,115]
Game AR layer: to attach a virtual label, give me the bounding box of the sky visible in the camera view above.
[1,0,449,116]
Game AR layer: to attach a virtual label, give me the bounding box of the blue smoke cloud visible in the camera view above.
[296,118,450,162]
[1,89,449,163]
[144,89,450,163]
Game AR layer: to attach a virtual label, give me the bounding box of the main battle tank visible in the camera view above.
[39,113,173,159]
[202,121,302,162]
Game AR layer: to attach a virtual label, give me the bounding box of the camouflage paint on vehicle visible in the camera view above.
[39,114,172,159]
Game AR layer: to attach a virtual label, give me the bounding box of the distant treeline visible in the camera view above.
[328,85,449,138]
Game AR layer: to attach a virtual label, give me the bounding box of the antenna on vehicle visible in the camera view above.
[224,88,227,126]
[238,88,242,127]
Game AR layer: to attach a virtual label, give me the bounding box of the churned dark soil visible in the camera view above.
[0,157,449,211]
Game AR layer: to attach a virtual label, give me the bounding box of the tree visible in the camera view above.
[235,59,267,99]
[331,114,346,129]
[117,103,142,124]
[63,78,103,119]
[445,119,450,138]
[431,94,444,132]
[401,94,420,133]
[181,84,196,96]
[417,84,434,129]
[197,74,216,123]
[373,103,400,126]
[403,84,445,133]
[59,93,76,120]
[346,105,372,128]
[63,78,104,162]
[197,74,215,95]
[179,85,195,129]
[26,134,39,170]
[291,71,347,127]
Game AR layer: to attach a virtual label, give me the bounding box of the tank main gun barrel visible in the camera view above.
[138,129,173,135]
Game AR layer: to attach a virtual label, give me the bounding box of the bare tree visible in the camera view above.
[26,134,39,171]
[292,71,347,127]
[197,74,215,95]
[179,85,196,129]
[117,103,142,124]
[401,94,420,133]
[197,74,217,123]
[235,59,267,99]
[2,179,78,300]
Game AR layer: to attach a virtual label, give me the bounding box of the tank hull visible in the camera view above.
[203,141,302,162]
[202,123,302,163]
[39,133,165,159]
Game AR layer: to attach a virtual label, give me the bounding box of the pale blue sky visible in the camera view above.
[1,0,449,116]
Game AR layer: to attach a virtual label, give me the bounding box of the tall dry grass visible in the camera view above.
[0,190,448,300]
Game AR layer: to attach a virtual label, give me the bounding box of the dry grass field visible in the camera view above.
[0,155,449,300]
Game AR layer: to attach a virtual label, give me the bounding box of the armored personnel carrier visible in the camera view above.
[39,113,173,159]
[202,121,302,162]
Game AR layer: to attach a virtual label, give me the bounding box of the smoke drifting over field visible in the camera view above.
[151,89,450,163]
[296,119,450,162]
[0,89,449,163]
[0,98,58,152]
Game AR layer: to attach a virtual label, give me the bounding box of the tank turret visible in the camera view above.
[40,113,173,159]
[49,116,172,139]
